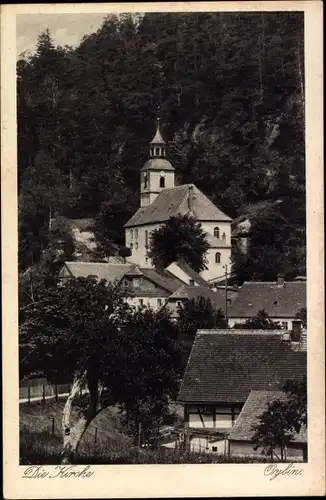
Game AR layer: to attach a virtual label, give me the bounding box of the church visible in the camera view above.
[124,120,232,282]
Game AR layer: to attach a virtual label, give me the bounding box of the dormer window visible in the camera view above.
[189,279,195,286]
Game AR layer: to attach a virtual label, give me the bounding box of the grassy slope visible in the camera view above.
[20,400,130,451]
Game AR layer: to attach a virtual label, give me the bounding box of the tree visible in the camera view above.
[148,214,209,272]
[114,307,181,444]
[295,307,307,328]
[252,376,307,461]
[19,278,180,461]
[177,296,226,367]
[232,309,281,329]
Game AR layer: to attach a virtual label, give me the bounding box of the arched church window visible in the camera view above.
[145,230,149,247]
[215,252,221,264]
[144,173,147,189]
[135,229,138,239]
[155,147,160,156]
[130,229,133,239]
[214,227,220,239]
[135,242,138,250]
[130,243,133,251]
[160,176,165,188]
[151,148,154,156]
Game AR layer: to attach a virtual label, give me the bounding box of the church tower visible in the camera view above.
[140,118,175,207]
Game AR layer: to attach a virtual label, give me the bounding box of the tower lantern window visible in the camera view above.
[155,147,160,156]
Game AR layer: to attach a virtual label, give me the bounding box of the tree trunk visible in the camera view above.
[61,370,98,464]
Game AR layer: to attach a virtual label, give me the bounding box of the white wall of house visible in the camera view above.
[189,436,226,454]
[126,296,167,311]
[166,262,195,285]
[186,405,240,430]
[228,317,295,330]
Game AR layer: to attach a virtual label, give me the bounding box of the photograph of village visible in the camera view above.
[18,10,307,465]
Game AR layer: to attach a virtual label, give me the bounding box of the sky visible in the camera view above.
[16,14,108,57]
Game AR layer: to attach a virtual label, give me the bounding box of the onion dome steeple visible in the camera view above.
[150,118,167,158]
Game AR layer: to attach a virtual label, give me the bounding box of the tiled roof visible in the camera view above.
[169,285,226,312]
[124,184,232,227]
[63,261,134,284]
[228,390,307,443]
[178,330,306,404]
[205,232,231,248]
[228,281,306,318]
[175,259,211,287]
[139,268,184,293]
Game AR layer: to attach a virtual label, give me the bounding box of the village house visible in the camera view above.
[227,276,306,329]
[228,389,307,461]
[178,321,307,458]
[124,119,232,282]
[58,261,183,311]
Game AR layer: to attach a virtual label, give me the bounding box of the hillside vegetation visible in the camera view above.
[17,12,305,280]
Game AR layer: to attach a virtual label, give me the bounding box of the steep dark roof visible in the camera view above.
[124,184,232,227]
[228,390,307,443]
[228,281,306,318]
[178,331,306,404]
[168,285,226,312]
[175,259,211,287]
[139,267,184,293]
[62,261,134,283]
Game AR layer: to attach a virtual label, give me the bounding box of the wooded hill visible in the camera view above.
[17,12,305,281]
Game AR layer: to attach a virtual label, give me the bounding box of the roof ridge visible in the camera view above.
[196,329,285,335]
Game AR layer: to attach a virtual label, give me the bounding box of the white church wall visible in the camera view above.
[201,247,232,282]
[201,221,231,245]
[125,223,162,267]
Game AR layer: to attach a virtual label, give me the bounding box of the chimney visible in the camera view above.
[277,274,285,287]
[291,319,302,342]
[188,185,194,214]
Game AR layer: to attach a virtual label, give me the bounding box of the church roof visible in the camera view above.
[140,158,175,172]
[124,184,232,228]
[150,120,166,144]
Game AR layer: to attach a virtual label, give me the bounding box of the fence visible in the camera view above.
[19,377,87,403]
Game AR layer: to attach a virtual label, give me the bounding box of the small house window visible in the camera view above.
[157,298,162,306]
[155,147,160,156]
[176,301,181,307]
[160,176,165,188]
[130,229,133,239]
[133,279,140,288]
[215,252,221,264]
[139,299,144,306]
[212,446,218,452]
[123,280,129,288]
[189,279,195,286]
[214,227,220,239]
[281,321,288,330]
[135,242,138,250]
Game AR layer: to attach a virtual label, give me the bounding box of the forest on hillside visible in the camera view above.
[17,12,306,281]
